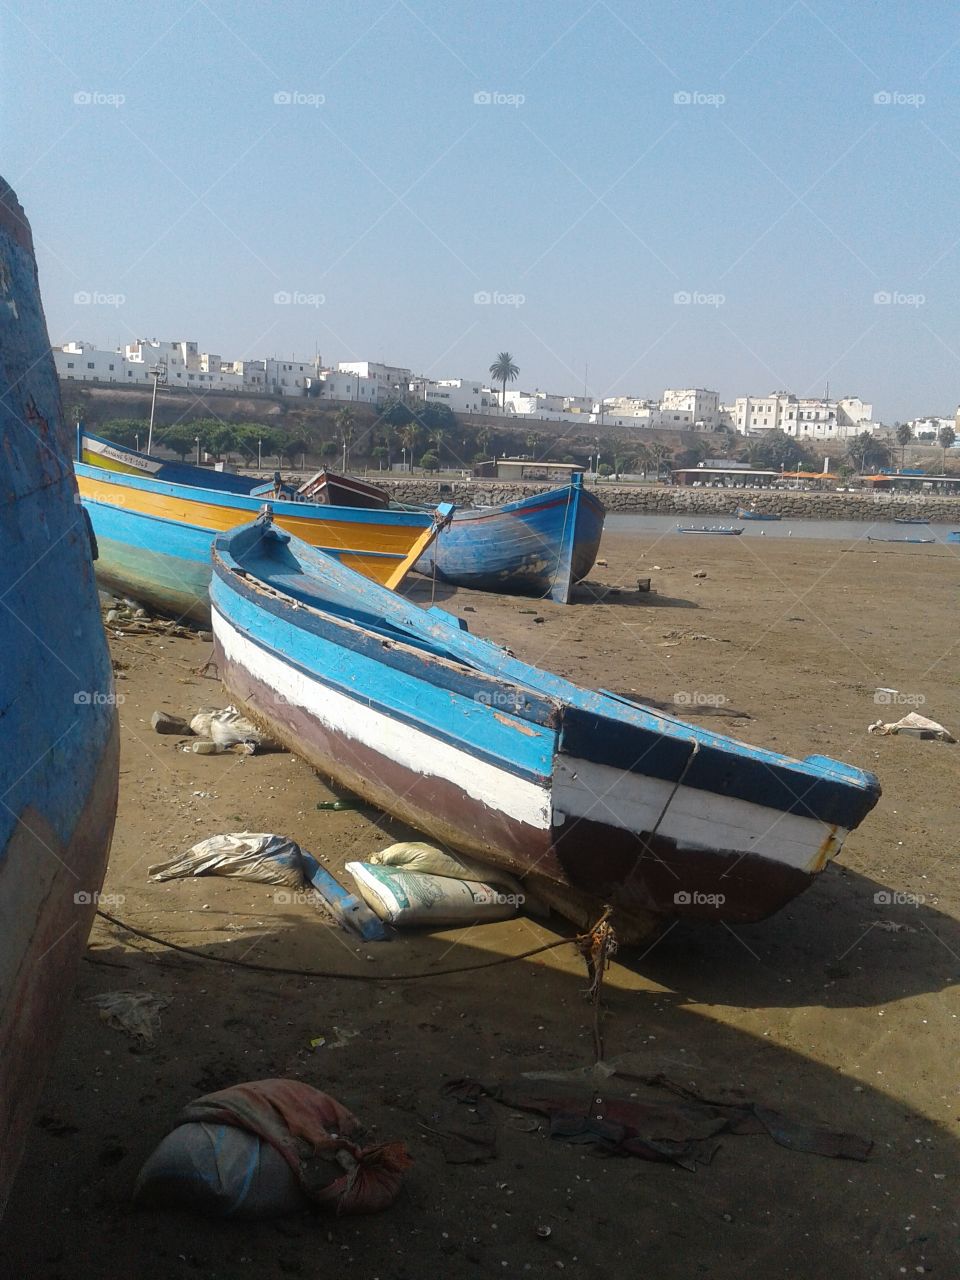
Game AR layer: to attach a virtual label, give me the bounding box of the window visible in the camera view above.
[87,362,95,369]
[67,362,74,369]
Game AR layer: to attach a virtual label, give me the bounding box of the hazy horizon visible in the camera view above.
[5,0,959,422]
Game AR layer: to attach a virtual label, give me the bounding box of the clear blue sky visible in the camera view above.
[4,0,959,422]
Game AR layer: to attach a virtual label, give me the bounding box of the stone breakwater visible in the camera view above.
[375,478,960,522]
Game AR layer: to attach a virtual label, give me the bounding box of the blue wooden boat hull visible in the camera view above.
[414,477,605,604]
[946,531,960,543]
[0,180,119,1214]
[77,458,450,623]
[209,516,880,941]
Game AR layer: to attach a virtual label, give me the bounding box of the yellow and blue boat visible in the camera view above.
[75,432,451,622]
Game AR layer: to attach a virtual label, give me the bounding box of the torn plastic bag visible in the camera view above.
[134,1079,411,1218]
[90,990,170,1043]
[346,861,521,928]
[867,712,955,742]
[369,841,524,897]
[148,833,307,888]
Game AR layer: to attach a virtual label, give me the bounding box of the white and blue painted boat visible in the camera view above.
[676,524,744,536]
[75,433,452,622]
[412,475,605,604]
[0,180,119,1212]
[209,513,880,939]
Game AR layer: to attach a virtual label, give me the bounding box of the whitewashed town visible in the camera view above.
[55,335,957,442]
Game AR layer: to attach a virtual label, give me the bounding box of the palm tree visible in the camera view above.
[398,422,420,470]
[938,424,956,471]
[633,442,651,478]
[489,352,519,413]
[895,422,912,471]
[649,442,673,479]
[526,430,542,459]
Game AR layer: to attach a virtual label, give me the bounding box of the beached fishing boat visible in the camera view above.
[947,532,960,543]
[76,434,452,622]
[866,536,934,544]
[0,180,119,1213]
[676,525,744,536]
[413,474,605,604]
[209,513,881,940]
[294,466,605,604]
[737,509,781,521]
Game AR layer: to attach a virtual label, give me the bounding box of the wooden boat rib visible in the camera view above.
[0,179,119,1213]
[209,514,880,941]
[76,433,451,622]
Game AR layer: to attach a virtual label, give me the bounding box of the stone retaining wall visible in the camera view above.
[374,478,960,522]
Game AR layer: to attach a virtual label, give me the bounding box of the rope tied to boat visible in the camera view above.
[93,905,622,985]
[575,906,618,1062]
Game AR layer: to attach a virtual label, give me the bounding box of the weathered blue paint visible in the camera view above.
[414,475,605,603]
[947,531,960,543]
[77,459,451,622]
[298,852,389,941]
[212,519,880,835]
[0,178,119,1213]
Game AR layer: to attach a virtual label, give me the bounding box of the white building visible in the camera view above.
[264,357,315,396]
[419,378,499,415]
[735,392,877,438]
[55,341,138,385]
[308,369,382,403]
[337,361,412,399]
[660,388,719,430]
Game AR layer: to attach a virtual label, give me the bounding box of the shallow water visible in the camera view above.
[606,513,960,543]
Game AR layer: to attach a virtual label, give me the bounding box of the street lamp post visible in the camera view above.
[195,435,201,466]
[257,437,262,469]
[146,361,167,454]
[134,434,139,452]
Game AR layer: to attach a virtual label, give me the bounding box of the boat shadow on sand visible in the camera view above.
[3,883,958,1280]
[399,576,702,611]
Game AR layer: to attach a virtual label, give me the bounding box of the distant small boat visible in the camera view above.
[866,536,934,544]
[947,532,960,543]
[0,178,119,1212]
[893,517,928,525]
[737,509,781,521]
[676,525,744,536]
[210,514,880,941]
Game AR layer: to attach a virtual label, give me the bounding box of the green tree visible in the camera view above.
[895,422,912,470]
[747,430,812,472]
[648,441,674,478]
[159,422,204,461]
[99,418,150,448]
[398,422,420,469]
[845,430,890,474]
[488,352,519,412]
[419,450,439,471]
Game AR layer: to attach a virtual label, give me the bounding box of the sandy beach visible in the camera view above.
[3,528,959,1279]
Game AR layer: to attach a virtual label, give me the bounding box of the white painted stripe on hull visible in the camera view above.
[554,756,843,873]
[214,610,552,831]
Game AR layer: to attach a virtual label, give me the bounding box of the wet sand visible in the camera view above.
[3,530,960,1279]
